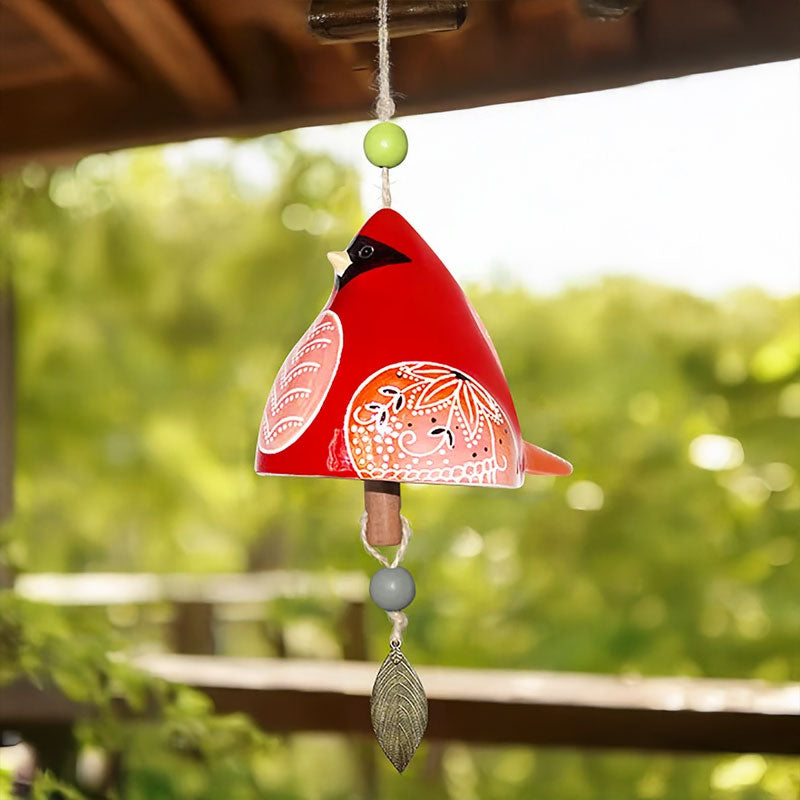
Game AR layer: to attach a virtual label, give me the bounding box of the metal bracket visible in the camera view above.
[308,0,468,44]
[578,0,644,20]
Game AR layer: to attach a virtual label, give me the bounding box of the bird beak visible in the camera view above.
[327,250,351,277]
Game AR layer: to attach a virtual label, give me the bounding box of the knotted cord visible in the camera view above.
[360,510,412,644]
[375,0,395,207]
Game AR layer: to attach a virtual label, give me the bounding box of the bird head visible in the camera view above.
[327,209,415,291]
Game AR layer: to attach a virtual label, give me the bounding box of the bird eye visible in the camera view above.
[358,245,374,259]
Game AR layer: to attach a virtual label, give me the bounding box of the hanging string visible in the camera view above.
[375,0,395,208]
[359,511,411,568]
[360,0,407,644]
[360,510,411,644]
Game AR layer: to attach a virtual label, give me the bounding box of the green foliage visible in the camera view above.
[0,591,277,799]
[0,592,117,702]
[1,136,798,798]
[33,772,88,800]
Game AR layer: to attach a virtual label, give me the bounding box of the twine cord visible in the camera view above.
[388,610,408,645]
[362,0,406,644]
[360,510,412,644]
[359,511,411,568]
[375,0,394,207]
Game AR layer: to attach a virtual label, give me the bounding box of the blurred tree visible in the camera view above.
[0,136,797,799]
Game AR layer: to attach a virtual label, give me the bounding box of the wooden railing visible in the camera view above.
[4,654,798,755]
[2,570,798,794]
[13,570,370,657]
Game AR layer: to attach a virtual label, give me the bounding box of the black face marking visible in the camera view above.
[336,234,411,290]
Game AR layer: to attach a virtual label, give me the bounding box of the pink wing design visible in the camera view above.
[258,310,343,454]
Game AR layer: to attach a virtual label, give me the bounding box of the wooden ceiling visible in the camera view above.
[1,0,799,169]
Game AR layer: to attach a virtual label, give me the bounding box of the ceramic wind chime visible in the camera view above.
[256,0,571,772]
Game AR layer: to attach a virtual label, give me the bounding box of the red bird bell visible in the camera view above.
[256,1,570,773]
[255,208,572,486]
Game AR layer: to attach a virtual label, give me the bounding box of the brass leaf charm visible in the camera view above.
[370,642,428,772]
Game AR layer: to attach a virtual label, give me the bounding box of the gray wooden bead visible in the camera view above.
[369,567,416,611]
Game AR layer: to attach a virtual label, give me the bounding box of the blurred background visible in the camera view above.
[0,22,799,800]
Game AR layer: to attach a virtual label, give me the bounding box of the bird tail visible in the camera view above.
[523,441,573,476]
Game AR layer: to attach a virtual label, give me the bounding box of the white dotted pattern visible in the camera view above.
[345,362,519,487]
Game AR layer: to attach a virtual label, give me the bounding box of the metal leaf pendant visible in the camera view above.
[370,642,428,772]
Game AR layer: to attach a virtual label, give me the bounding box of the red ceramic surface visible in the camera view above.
[256,209,571,486]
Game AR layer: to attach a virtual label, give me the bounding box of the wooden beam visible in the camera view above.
[2,658,798,755]
[363,481,403,546]
[0,3,73,91]
[3,0,120,85]
[193,0,369,102]
[0,61,69,91]
[1,1,799,169]
[171,601,216,655]
[197,0,315,51]
[102,0,237,117]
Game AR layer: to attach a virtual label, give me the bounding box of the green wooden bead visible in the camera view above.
[363,122,408,168]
